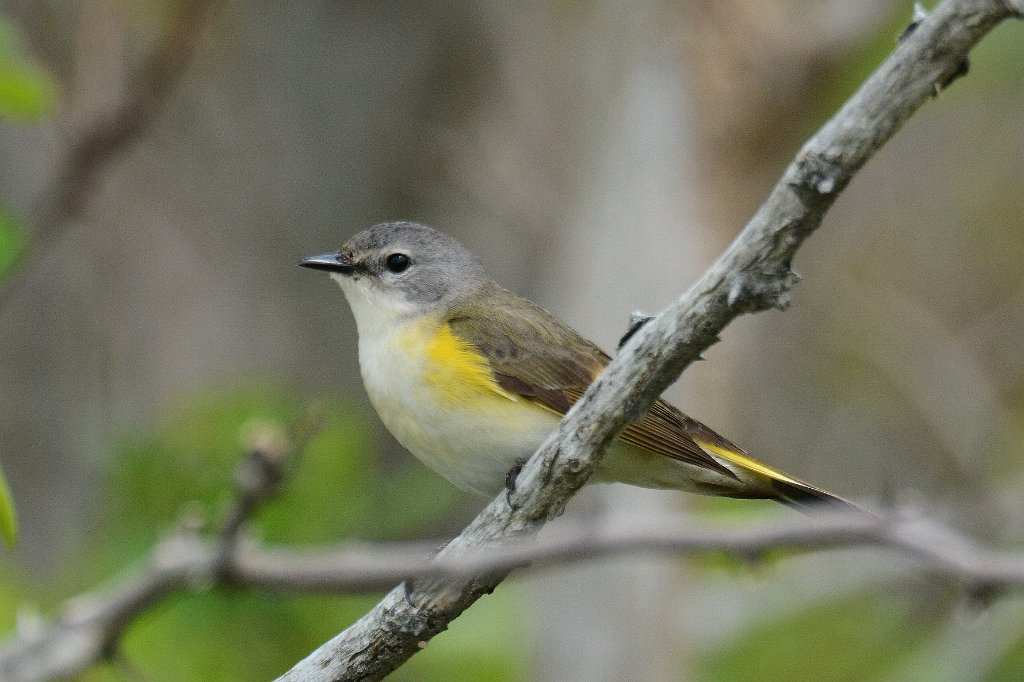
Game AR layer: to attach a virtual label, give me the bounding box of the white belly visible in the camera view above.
[358,319,561,496]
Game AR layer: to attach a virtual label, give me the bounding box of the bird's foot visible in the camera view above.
[504,457,528,509]
[618,312,654,349]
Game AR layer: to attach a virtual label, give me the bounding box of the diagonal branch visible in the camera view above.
[277,1,1022,680]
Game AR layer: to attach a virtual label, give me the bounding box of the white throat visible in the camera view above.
[330,273,420,341]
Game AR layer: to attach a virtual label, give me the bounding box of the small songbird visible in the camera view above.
[300,222,850,510]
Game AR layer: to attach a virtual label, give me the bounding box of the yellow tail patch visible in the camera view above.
[694,439,802,486]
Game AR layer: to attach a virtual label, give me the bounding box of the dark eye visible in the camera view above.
[385,253,410,273]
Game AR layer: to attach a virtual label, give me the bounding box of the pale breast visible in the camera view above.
[357,316,560,496]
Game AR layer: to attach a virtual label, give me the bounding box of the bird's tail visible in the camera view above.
[695,439,864,514]
[766,477,862,513]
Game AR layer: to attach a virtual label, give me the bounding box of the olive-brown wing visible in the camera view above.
[446,286,737,479]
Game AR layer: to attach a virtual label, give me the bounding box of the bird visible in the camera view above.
[299,221,852,511]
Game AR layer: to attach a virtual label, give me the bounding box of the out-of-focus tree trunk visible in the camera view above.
[525,31,706,682]
[685,1,892,227]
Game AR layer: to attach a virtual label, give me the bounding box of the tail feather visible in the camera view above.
[695,438,864,514]
[768,478,863,514]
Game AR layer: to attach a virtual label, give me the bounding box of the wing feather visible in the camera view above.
[445,284,738,479]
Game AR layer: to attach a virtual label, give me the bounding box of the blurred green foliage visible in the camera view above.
[0,20,57,121]
[0,211,15,543]
[0,462,15,548]
[0,388,527,680]
[987,635,1024,682]
[0,17,55,286]
[0,204,27,283]
[3,385,1018,680]
[696,581,953,682]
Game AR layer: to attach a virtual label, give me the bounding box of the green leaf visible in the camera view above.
[0,66,57,120]
[0,20,57,121]
[0,463,16,548]
[0,206,27,281]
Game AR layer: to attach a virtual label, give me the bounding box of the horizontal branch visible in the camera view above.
[0,415,316,682]
[279,2,1021,679]
[5,509,1024,681]
[234,513,1024,595]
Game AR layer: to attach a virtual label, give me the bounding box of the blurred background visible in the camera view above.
[0,1,1023,679]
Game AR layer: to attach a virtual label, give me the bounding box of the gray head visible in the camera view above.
[299,222,489,319]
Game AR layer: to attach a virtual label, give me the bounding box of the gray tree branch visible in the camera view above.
[0,416,314,682]
[277,1,1021,679]
[6,506,1024,682]
[216,512,1024,595]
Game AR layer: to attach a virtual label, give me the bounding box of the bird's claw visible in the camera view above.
[505,457,527,509]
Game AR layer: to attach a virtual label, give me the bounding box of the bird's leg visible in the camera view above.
[618,311,654,349]
[505,457,528,508]
[401,579,418,607]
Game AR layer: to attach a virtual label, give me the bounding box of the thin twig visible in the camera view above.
[216,408,326,573]
[226,513,1024,595]
[0,417,311,682]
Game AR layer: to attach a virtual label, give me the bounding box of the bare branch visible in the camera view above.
[229,513,1024,595]
[215,411,324,574]
[0,418,308,682]
[6,508,1024,681]
[277,2,1021,680]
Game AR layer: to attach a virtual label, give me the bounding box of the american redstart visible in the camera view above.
[300,222,851,510]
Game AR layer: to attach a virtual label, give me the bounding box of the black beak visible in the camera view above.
[297,251,355,274]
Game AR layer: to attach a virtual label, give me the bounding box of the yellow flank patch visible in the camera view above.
[694,439,800,485]
[412,320,516,404]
